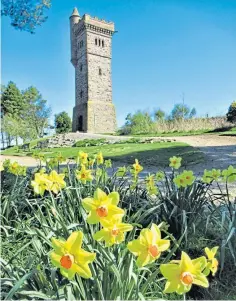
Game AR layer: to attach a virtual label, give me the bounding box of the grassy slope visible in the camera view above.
[2,142,204,168]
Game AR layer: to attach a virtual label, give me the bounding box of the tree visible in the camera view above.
[55,112,72,134]
[154,109,165,121]
[121,111,153,134]
[170,104,196,120]
[227,101,236,124]
[1,81,25,117]
[1,0,51,33]
[22,86,51,138]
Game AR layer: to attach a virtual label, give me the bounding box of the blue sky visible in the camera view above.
[2,0,236,127]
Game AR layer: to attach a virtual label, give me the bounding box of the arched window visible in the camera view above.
[80,63,83,71]
[102,40,104,47]
[95,38,97,45]
[99,68,102,76]
[99,39,101,46]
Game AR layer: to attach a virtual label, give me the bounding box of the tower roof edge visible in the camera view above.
[70,7,80,17]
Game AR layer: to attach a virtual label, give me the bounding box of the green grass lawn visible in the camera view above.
[2,142,204,168]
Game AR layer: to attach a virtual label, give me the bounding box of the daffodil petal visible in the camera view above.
[94,188,107,201]
[136,252,152,268]
[116,232,125,244]
[108,191,120,205]
[176,283,191,295]
[75,249,96,264]
[180,251,194,272]
[117,223,133,232]
[192,256,207,271]
[82,198,97,211]
[158,239,170,252]
[71,263,93,279]
[211,246,219,257]
[51,238,65,255]
[50,251,61,267]
[151,223,161,242]
[87,210,100,224]
[65,231,83,253]
[160,263,180,280]
[164,280,179,293]
[193,273,209,288]
[93,229,109,241]
[60,267,75,280]
[108,205,125,217]
[140,229,153,245]
[127,239,146,256]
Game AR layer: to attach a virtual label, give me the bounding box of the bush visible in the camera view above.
[55,111,72,134]
[226,101,236,124]
[73,138,108,147]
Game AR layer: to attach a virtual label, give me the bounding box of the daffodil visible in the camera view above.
[88,158,95,167]
[202,169,221,184]
[47,170,66,194]
[160,251,209,295]
[96,152,104,165]
[57,152,65,163]
[174,175,187,188]
[78,151,88,165]
[76,164,93,184]
[31,173,51,195]
[127,223,170,267]
[93,215,133,247]
[47,158,58,169]
[222,165,236,183]
[145,174,158,195]
[182,170,195,186]
[82,188,124,224]
[131,159,143,177]
[105,159,112,168]
[50,231,96,280]
[204,246,219,276]
[169,156,182,169]
[8,162,19,174]
[156,171,164,181]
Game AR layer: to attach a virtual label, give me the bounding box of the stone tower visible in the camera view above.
[70,8,117,133]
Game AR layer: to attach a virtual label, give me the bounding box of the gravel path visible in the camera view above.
[1,134,235,172]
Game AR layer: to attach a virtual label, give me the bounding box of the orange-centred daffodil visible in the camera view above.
[96,152,104,165]
[93,215,133,247]
[204,246,219,276]
[131,159,143,177]
[82,188,124,224]
[76,164,93,184]
[78,151,88,165]
[222,165,236,182]
[202,169,221,184]
[127,223,170,267]
[169,156,182,169]
[47,170,66,194]
[50,231,96,279]
[160,251,208,295]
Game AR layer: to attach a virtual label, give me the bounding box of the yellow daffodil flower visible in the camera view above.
[78,151,88,165]
[160,251,208,295]
[82,188,124,224]
[76,164,93,184]
[169,156,182,169]
[50,231,96,280]
[105,159,112,168]
[222,165,236,183]
[174,175,187,188]
[156,171,165,181]
[47,170,66,194]
[57,152,65,163]
[182,170,195,185]
[88,158,95,167]
[47,158,58,168]
[96,152,104,165]
[131,159,143,177]
[127,223,170,267]
[204,246,219,276]
[145,174,158,195]
[202,169,221,184]
[93,216,133,247]
[31,173,51,195]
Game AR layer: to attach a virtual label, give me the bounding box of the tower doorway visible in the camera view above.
[78,115,83,131]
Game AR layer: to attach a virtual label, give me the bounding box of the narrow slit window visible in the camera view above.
[102,40,104,47]
[99,68,102,76]
[80,90,83,98]
[95,38,97,45]
[80,64,83,71]
[99,39,101,46]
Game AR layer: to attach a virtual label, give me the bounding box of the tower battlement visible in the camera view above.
[70,8,117,133]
